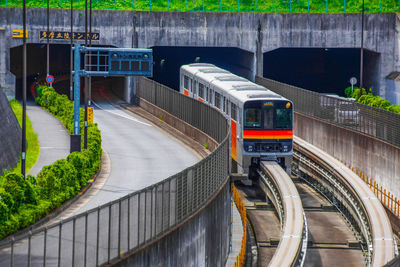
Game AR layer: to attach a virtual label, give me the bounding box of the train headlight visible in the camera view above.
[282,145,291,152]
[246,145,254,152]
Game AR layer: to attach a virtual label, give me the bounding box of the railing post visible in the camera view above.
[28,231,32,267]
[43,228,47,267]
[128,197,131,250]
[144,191,147,242]
[10,237,14,267]
[84,212,88,267]
[72,217,76,267]
[96,207,100,267]
[108,205,111,263]
[118,199,122,258]
[137,193,141,246]
[58,224,62,267]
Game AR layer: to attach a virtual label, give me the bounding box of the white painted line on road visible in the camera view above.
[92,101,152,126]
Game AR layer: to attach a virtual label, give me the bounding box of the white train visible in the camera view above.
[180,63,293,179]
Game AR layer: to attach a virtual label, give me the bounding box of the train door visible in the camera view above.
[230,102,238,172]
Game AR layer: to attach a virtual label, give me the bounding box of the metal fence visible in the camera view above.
[137,77,228,144]
[0,78,230,267]
[1,0,398,13]
[256,76,400,148]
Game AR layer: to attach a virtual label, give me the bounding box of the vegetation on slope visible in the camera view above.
[1,0,398,13]
[0,86,102,240]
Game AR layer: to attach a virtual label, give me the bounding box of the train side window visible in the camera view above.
[208,89,213,104]
[184,76,189,90]
[231,103,237,121]
[215,92,220,109]
[223,96,226,113]
[205,87,208,101]
[264,108,274,129]
[199,83,204,99]
[193,81,197,95]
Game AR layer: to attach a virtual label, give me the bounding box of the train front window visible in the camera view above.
[263,109,274,129]
[244,108,261,128]
[276,108,292,129]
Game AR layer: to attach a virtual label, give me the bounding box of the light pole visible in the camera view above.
[84,0,88,149]
[46,0,49,83]
[22,0,27,178]
[359,0,364,92]
[70,0,73,100]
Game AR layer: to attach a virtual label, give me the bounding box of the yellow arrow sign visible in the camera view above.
[12,29,28,38]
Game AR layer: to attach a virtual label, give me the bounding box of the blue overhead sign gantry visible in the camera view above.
[71,44,153,151]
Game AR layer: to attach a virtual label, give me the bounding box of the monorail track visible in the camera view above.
[239,136,395,266]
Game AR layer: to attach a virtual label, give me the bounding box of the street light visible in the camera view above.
[360,0,364,92]
[21,0,27,178]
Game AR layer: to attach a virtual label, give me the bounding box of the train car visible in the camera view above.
[179,63,293,179]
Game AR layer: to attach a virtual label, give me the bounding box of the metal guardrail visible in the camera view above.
[256,76,400,148]
[0,77,230,266]
[258,161,306,267]
[293,136,395,266]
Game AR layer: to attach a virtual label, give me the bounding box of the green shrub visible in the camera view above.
[346,86,400,115]
[0,200,9,224]
[0,85,102,240]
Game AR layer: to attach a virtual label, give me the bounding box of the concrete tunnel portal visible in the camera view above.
[10,45,381,100]
[150,46,255,91]
[10,43,122,100]
[263,48,380,96]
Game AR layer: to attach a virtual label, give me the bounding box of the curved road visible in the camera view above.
[0,87,200,266]
[73,89,199,213]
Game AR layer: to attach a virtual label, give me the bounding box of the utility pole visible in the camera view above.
[89,0,92,103]
[84,0,88,149]
[70,0,73,100]
[22,0,27,178]
[360,0,364,92]
[46,0,49,82]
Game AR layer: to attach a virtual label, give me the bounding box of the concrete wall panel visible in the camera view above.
[295,112,400,199]
[0,8,399,102]
[0,89,21,175]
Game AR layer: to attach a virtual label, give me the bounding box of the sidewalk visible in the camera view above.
[27,103,70,176]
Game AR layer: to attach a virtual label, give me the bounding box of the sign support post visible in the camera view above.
[70,44,152,152]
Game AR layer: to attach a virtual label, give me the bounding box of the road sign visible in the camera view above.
[46,75,54,84]
[350,77,357,86]
[12,29,28,38]
[88,107,93,123]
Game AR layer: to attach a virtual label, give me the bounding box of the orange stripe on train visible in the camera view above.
[243,130,293,139]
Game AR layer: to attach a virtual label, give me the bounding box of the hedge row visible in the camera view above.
[0,86,102,240]
[345,86,400,114]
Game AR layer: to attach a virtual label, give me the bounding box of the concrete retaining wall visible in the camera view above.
[1,8,399,102]
[138,98,219,152]
[112,179,231,267]
[294,112,400,199]
[0,89,21,175]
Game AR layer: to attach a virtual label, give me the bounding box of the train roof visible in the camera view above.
[181,63,289,104]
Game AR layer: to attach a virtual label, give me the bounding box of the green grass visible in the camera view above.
[0,0,399,13]
[8,100,40,174]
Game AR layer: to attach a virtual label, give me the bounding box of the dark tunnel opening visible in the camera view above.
[151,46,255,91]
[263,48,380,96]
[11,44,72,100]
[10,43,116,101]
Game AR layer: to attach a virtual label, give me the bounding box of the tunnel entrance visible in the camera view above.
[151,46,255,91]
[263,48,380,96]
[11,44,72,100]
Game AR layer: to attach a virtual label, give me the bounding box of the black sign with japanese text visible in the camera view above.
[40,31,100,41]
